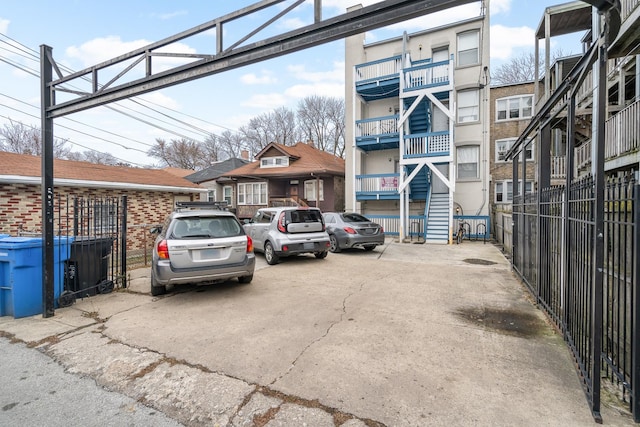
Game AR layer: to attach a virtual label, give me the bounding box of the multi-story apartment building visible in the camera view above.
[344,2,490,244]
[489,81,536,250]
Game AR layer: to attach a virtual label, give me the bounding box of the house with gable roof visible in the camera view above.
[0,151,207,252]
[184,157,250,208]
[221,141,345,220]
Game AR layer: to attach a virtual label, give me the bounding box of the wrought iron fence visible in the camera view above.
[513,173,639,421]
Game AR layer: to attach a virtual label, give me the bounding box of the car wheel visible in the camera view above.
[264,241,280,265]
[150,270,167,296]
[363,245,376,251]
[329,234,341,253]
[315,251,328,259]
[238,274,253,284]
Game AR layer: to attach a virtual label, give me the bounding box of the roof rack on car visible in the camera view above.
[175,201,229,211]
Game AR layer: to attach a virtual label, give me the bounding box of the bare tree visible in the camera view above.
[217,130,248,160]
[147,137,212,170]
[66,150,121,165]
[297,95,345,157]
[239,106,299,156]
[201,134,224,162]
[0,119,72,158]
[491,49,571,85]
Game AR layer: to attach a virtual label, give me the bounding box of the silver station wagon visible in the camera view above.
[243,207,330,265]
[151,202,255,296]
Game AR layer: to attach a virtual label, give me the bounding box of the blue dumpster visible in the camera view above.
[0,234,9,240]
[0,236,73,318]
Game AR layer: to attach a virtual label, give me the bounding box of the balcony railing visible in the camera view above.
[355,174,400,199]
[403,59,451,91]
[621,0,640,20]
[551,156,566,179]
[403,131,450,158]
[356,115,399,138]
[605,98,640,159]
[355,56,402,84]
[576,140,592,171]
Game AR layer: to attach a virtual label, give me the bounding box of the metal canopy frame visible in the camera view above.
[40,0,479,317]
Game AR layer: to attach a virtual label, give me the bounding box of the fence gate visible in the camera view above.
[56,195,128,307]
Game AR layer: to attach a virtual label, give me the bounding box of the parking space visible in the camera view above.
[0,240,633,426]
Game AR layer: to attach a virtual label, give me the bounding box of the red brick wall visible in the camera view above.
[0,183,195,251]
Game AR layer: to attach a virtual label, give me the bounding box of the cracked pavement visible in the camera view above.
[0,241,635,426]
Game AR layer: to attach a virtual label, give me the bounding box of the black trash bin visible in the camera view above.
[65,236,115,297]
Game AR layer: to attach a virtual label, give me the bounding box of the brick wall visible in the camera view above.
[0,183,195,251]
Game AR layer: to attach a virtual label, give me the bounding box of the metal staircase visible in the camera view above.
[425,193,449,243]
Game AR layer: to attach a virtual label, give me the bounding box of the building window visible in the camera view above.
[495,180,534,203]
[207,190,216,202]
[457,89,479,123]
[457,30,479,67]
[223,186,232,205]
[260,156,289,168]
[304,179,324,202]
[495,138,535,162]
[237,182,267,205]
[457,145,479,179]
[432,47,449,63]
[496,95,533,121]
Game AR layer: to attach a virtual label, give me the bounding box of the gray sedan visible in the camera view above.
[322,212,385,253]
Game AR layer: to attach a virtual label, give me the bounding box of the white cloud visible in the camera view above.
[280,17,308,30]
[287,61,344,83]
[490,0,511,15]
[284,82,344,99]
[0,18,9,34]
[387,4,482,32]
[490,24,535,60]
[240,71,277,85]
[65,36,197,71]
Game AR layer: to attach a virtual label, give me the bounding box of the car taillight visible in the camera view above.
[246,235,254,253]
[380,226,384,232]
[277,212,286,233]
[344,227,357,234]
[157,240,169,259]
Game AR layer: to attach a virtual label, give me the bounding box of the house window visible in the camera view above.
[496,95,533,121]
[223,186,232,205]
[237,182,267,205]
[457,30,479,67]
[304,179,324,202]
[495,138,535,162]
[432,47,449,63]
[457,89,479,123]
[457,145,479,179]
[260,156,289,168]
[207,190,216,202]
[495,180,534,203]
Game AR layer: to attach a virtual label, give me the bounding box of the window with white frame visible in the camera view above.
[260,156,289,168]
[237,182,267,205]
[223,186,232,205]
[304,179,324,202]
[495,180,534,203]
[432,47,449,63]
[457,145,479,179]
[457,89,479,123]
[495,138,535,162]
[457,30,479,67]
[496,95,533,121]
[207,190,216,202]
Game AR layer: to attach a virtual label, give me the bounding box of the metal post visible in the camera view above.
[563,91,576,336]
[120,195,128,288]
[633,183,640,422]
[590,39,607,423]
[512,155,519,268]
[40,45,55,318]
[538,121,551,300]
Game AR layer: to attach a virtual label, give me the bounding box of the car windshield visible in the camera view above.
[341,213,370,223]
[289,210,322,223]
[172,216,242,238]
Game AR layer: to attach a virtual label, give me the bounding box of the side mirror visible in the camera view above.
[150,226,162,234]
[243,219,252,224]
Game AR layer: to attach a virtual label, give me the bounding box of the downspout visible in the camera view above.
[352,65,357,212]
[475,65,490,216]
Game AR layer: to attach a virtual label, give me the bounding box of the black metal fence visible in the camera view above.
[54,195,128,306]
[513,173,639,422]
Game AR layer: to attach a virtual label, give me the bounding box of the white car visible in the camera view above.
[243,207,330,265]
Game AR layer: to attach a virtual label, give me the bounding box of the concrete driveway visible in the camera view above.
[0,241,634,426]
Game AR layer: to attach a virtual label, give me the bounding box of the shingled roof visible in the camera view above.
[0,151,204,192]
[222,142,344,178]
[185,158,250,183]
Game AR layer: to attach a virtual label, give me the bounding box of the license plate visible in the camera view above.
[199,248,220,259]
[303,242,315,250]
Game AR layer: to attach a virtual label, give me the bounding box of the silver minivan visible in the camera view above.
[151,204,255,296]
[243,207,330,265]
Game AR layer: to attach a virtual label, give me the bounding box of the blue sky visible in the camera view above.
[0,0,585,166]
